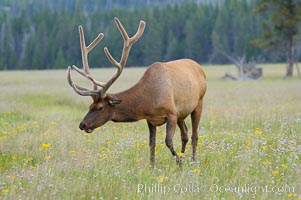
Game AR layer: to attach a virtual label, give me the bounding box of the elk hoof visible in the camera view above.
[174,156,183,166]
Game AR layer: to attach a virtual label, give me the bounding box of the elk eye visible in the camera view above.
[98,107,104,111]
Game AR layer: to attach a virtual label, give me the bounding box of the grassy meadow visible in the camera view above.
[0,64,300,199]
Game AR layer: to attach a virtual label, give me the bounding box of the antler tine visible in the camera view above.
[127,19,146,45]
[102,17,146,96]
[117,17,146,67]
[79,26,104,74]
[75,26,104,78]
[67,26,106,97]
[114,18,130,45]
[67,66,103,96]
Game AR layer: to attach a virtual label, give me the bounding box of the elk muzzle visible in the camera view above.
[79,122,94,133]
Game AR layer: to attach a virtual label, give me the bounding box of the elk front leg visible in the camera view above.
[177,120,188,154]
[147,121,156,166]
[165,115,180,162]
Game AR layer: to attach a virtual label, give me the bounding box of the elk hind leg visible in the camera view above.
[191,100,203,161]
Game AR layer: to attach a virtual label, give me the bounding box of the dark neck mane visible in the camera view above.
[110,82,146,122]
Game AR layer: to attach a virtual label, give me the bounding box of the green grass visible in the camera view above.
[0,64,300,199]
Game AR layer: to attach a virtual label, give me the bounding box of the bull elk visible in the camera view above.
[67,18,206,165]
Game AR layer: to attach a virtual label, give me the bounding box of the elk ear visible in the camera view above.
[109,98,122,105]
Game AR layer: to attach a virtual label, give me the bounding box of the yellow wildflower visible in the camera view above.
[261,161,271,165]
[24,157,34,163]
[246,139,252,147]
[32,121,39,127]
[1,189,9,193]
[158,176,165,183]
[271,170,279,176]
[192,168,201,175]
[69,150,77,156]
[287,193,297,197]
[280,164,288,169]
[255,128,263,135]
[42,143,51,149]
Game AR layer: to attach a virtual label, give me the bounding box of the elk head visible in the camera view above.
[67,18,145,133]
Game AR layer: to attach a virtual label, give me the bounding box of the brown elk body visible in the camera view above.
[67,18,206,165]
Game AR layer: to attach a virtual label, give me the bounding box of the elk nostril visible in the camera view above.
[79,122,86,130]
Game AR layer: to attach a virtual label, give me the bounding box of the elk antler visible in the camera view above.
[101,17,145,96]
[67,18,146,98]
[67,26,105,96]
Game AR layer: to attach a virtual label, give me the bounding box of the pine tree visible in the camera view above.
[143,11,163,65]
[54,48,67,68]
[254,0,301,77]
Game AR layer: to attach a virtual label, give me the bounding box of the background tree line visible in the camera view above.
[0,0,300,70]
